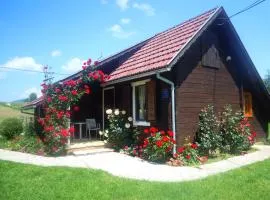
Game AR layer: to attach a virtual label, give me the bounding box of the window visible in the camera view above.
[132,80,150,126]
[135,84,147,121]
[244,92,253,117]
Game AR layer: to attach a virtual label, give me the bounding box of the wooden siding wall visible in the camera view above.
[174,29,241,145]
[173,27,267,145]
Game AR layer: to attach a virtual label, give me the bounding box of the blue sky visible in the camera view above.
[0,0,269,102]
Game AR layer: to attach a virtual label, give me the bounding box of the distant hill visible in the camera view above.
[11,98,28,103]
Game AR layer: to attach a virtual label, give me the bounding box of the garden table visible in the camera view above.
[73,122,86,139]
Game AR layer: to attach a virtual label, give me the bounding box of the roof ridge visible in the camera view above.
[153,7,219,38]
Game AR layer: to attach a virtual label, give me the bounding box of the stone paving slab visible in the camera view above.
[0,145,270,182]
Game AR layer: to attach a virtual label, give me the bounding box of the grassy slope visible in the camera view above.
[0,159,269,200]
[0,104,29,123]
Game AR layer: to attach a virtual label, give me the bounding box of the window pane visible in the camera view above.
[135,85,146,121]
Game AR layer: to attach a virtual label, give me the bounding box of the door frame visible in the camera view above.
[102,86,115,130]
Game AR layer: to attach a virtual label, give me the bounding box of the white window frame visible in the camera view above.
[131,79,151,126]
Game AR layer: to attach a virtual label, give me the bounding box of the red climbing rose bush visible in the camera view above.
[122,127,176,162]
[38,58,109,155]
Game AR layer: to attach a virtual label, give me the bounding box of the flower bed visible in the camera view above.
[104,105,257,167]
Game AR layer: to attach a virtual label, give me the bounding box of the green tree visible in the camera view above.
[28,93,37,102]
[264,70,270,93]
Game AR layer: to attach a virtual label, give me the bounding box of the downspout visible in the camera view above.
[156,73,176,154]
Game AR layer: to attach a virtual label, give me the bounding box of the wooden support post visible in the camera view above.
[268,122,270,141]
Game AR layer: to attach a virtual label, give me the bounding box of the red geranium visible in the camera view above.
[150,127,158,133]
[155,140,163,148]
[144,128,149,134]
[177,147,185,154]
[162,136,169,142]
[186,154,191,160]
[167,130,173,137]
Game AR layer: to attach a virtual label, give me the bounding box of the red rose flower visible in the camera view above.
[177,147,185,154]
[47,97,52,103]
[61,129,69,137]
[85,88,91,94]
[186,154,191,160]
[151,132,156,137]
[69,126,75,133]
[73,106,80,112]
[191,143,198,149]
[252,131,257,138]
[173,153,179,158]
[55,88,61,93]
[167,130,173,137]
[144,128,149,134]
[71,90,78,96]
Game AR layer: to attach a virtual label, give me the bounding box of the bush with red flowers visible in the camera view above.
[219,105,256,154]
[122,127,176,163]
[38,58,109,155]
[173,136,200,165]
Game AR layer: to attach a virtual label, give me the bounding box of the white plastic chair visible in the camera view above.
[85,119,100,140]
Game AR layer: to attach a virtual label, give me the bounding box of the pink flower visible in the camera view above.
[94,61,99,66]
[87,58,92,65]
[47,97,52,103]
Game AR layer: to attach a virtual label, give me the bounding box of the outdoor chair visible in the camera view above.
[85,119,100,140]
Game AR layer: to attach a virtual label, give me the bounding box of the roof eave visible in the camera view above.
[102,66,170,87]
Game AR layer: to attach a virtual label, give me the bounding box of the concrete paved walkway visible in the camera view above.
[1,145,270,182]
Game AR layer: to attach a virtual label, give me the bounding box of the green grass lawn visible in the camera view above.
[0,159,269,200]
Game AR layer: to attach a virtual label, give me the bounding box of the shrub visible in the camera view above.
[174,136,200,165]
[121,127,176,163]
[0,118,23,140]
[6,136,45,155]
[101,109,137,150]
[139,127,175,162]
[23,119,36,137]
[196,105,222,156]
[219,105,255,154]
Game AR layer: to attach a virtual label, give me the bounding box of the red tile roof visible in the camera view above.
[22,96,44,109]
[108,8,218,82]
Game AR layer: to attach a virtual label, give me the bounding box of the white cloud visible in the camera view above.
[51,50,62,57]
[109,24,135,39]
[62,57,84,73]
[116,0,129,10]
[0,57,43,71]
[133,2,155,16]
[101,0,108,4]
[20,87,42,99]
[120,18,131,24]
